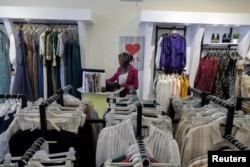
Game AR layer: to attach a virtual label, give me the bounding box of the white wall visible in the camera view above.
[1,0,250,98]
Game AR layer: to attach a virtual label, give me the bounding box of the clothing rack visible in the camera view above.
[187,90,250,151]
[18,137,45,167]
[55,85,72,107]
[85,119,106,127]
[205,95,250,150]
[188,87,210,107]
[0,94,27,108]
[206,95,234,136]
[224,135,249,151]
[18,86,72,166]
[206,95,250,151]
[13,21,78,26]
[135,101,150,166]
[39,85,72,138]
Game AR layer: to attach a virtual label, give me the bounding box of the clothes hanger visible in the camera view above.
[151,162,181,167]
[104,158,142,167]
[171,29,178,34]
[4,147,76,167]
[15,107,85,133]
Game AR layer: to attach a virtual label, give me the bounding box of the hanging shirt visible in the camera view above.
[155,36,163,69]
[194,56,219,92]
[160,33,186,72]
[56,31,69,88]
[9,32,16,94]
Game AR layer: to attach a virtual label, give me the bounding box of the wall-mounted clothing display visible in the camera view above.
[194,49,242,99]
[10,23,82,101]
[155,32,187,73]
[153,72,189,112]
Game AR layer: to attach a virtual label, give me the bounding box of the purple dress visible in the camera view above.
[12,30,34,101]
[159,33,186,72]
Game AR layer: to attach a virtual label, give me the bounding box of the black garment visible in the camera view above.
[9,127,94,167]
[78,122,96,167]
[0,112,15,135]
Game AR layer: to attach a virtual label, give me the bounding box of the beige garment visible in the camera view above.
[24,33,38,100]
[241,102,250,113]
[175,116,213,149]
[241,74,250,97]
[180,120,250,167]
[46,32,53,61]
[187,155,208,167]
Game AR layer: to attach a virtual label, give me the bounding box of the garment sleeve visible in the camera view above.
[155,37,163,69]
[194,58,203,88]
[181,37,187,69]
[208,57,219,92]
[159,38,167,70]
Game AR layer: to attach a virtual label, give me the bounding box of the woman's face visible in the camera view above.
[118,54,125,66]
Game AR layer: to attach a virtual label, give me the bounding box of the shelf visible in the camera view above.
[202,43,238,49]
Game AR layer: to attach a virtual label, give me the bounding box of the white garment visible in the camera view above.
[39,32,48,99]
[56,32,69,88]
[0,131,10,162]
[96,116,181,166]
[144,124,180,164]
[155,36,163,70]
[118,72,128,85]
[96,119,137,167]
[9,32,17,94]
[156,74,172,110]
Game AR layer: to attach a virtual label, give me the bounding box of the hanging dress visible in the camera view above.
[0,31,11,99]
[12,30,34,101]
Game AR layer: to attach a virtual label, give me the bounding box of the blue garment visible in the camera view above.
[160,33,186,72]
[12,30,34,101]
[71,41,82,99]
[67,41,73,87]
[66,40,81,99]
[0,31,11,99]
[36,40,44,98]
[72,41,82,99]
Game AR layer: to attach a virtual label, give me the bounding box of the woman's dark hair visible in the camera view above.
[120,52,133,66]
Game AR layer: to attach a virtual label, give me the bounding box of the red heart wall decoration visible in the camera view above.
[125,43,140,56]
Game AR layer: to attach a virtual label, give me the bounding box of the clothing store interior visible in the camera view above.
[1,1,250,167]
